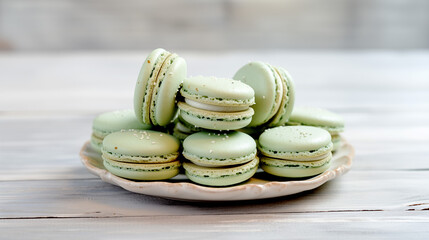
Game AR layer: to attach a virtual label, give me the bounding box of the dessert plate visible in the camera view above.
[80,138,354,201]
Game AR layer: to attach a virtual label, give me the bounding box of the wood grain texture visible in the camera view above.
[1,171,429,219]
[0,51,428,238]
[1,213,429,240]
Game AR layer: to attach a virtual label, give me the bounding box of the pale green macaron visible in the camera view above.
[102,130,181,180]
[233,62,295,127]
[183,131,257,167]
[134,48,187,126]
[258,126,333,178]
[287,106,345,151]
[182,131,259,186]
[91,109,151,153]
[178,76,255,131]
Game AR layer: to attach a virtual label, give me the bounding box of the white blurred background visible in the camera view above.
[1,0,428,51]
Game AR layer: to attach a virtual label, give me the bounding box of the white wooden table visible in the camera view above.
[1,51,428,239]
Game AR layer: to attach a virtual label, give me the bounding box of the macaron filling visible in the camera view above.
[181,88,255,106]
[185,98,250,112]
[264,64,283,124]
[103,158,181,181]
[260,154,331,178]
[102,150,179,164]
[185,163,258,179]
[183,149,257,167]
[142,52,171,123]
[258,142,333,161]
[179,103,254,122]
[149,53,178,125]
[260,152,332,168]
[269,66,295,126]
[180,108,253,122]
[182,157,259,186]
[104,158,181,172]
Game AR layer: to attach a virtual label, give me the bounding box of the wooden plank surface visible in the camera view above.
[0,51,428,238]
[1,213,429,240]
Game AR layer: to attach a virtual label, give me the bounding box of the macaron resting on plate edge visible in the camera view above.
[80,137,354,201]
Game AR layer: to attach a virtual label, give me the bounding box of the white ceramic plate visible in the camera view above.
[80,138,354,201]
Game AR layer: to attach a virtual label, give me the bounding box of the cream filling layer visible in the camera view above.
[295,152,331,161]
[185,98,249,112]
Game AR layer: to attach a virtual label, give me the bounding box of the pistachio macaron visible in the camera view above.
[134,48,187,126]
[183,131,257,167]
[287,106,345,151]
[233,62,295,127]
[91,109,151,153]
[102,129,181,180]
[178,76,255,131]
[258,126,333,178]
[182,131,259,186]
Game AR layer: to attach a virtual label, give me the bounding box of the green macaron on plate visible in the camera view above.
[80,135,354,201]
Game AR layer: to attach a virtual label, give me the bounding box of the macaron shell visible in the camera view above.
[102,149,179,163]
[102,130,180,157]
[150,55,186,126]
[288,106,345,133]
[134,48,169,124]
[103,158,181,181]
[183,131,257,167]
[178,102,254,130]
[92,110,152,138]
[233,61,282,127]
[183,157,259,186]
[260,153,331,178]
[181,76,255,106]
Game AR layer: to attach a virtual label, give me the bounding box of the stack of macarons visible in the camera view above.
[88,48,346,185]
